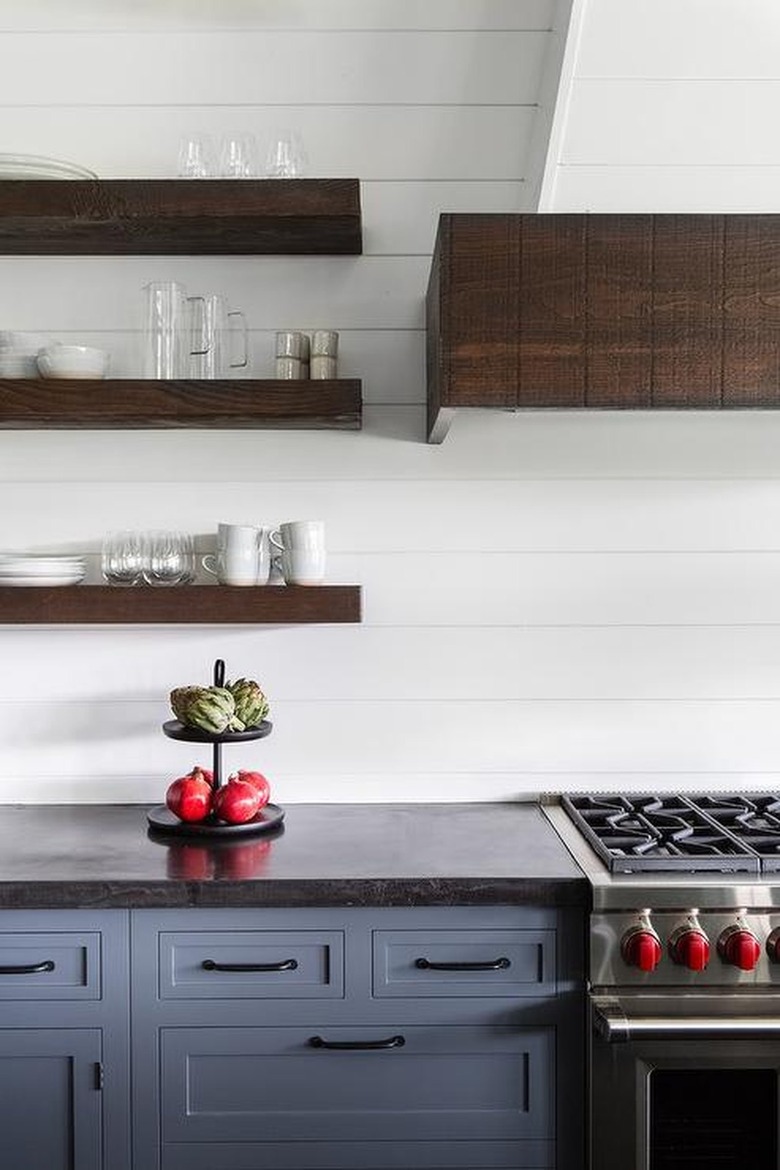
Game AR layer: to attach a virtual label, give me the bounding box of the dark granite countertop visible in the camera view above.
[0,802,586,909]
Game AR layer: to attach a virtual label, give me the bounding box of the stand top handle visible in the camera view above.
[214,659,225,687]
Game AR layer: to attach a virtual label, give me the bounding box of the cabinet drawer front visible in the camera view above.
[372,930,555,998]
[159,931,344,999]
[0,932,100,1000]
[163,1138,553,1168]
[161,1025,553,1144]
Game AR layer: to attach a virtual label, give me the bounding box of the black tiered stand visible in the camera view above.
[147,658,284,838]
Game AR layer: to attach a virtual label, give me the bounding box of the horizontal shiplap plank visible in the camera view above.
[0,32,547,106]
[2,698,780,777]
[1,550,779,627]
[3,625,780,701]
[0,0,555,33]
[578,0,780,79]
[562,80,780,166]
[0,480,779,551]
[0,257,429,331]
[50,330,424,402]
[0,106,534,180]
[6,411,780,482]
[362,181,530,254]
[552,164,780,212]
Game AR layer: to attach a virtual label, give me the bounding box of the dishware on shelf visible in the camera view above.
[142,281,208,379]
[141,531,195,587]
[0,330,51,378]
[190,294,248,379]
[202,523,271,586]
[263,130,308,178]
[37,344,109,379]
[270,520,326,585]
[177,133,217,179]
[101,531,144,586]
[0,553,86,587]
[0,153,97,179]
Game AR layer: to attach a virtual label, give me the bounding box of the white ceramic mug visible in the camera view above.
[202,523,270,586]
[270,520,326,585]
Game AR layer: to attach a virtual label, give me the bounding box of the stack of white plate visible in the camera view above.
[0,554,86,587]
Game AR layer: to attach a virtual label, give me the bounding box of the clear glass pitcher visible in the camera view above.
[142,281,208,379]
[190,294,249,379]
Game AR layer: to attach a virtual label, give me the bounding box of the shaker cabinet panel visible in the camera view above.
[160,1024,553,1145]
[0,930,100,999]
[372,929,555,998]
[162,1137,552,1169]
[0,1027,102,1170]
[158,930,344,999]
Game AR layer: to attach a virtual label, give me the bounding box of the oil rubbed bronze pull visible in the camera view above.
[201,958,298,973]
[0,960,56,975]
[414,956,511,972]
[308,1035,406,1051]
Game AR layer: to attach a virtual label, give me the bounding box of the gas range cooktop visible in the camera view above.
[561,793,780,875]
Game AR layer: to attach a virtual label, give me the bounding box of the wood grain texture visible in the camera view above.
[428,214,780,436]
[0,179,362,255]
[0,380,362,429]
[0,585,362,625]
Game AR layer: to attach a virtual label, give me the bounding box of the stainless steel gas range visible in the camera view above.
[543,793,780,1170]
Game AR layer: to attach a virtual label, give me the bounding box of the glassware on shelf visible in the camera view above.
[141,531,195,586]
[101,531,144,586]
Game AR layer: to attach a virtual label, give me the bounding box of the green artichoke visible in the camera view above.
[226,677,270,728]
[170,685,244,734]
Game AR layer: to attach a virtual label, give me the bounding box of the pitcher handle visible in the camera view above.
[228,309,249,370]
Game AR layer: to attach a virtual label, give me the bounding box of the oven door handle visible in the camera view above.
[593,997,780,1043]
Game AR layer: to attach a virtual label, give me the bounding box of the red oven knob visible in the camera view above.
[669,927,710,971]
[622,927,662,972]
[717,926,761,971]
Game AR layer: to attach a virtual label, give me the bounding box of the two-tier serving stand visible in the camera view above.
[147,658,284,837]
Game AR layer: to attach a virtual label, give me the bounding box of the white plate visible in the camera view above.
[0,574,85,587]
[0,560,85,575]
[0,153,97,180]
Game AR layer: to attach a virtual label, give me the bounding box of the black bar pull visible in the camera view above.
[308,1034,405,1051]
[201,958,298,973]
[0,960,55,975]
[414,956,511,972]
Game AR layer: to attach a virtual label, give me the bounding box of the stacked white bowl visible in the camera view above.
[0,554,86,587]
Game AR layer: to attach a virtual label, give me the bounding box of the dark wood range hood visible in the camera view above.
[426,213,780,442]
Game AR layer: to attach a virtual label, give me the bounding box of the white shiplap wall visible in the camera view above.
[6,0,780,807]
[0,0,560,803]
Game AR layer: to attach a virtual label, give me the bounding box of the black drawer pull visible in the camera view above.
[308,1034,405,1051]
[0,960,56,975]
[201,958,298,973]
[414,956,511,972]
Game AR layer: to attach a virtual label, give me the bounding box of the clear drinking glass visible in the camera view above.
[101,531,144,585]
[219,134,258,178]
[263,130,308,178]
[141,531,195,586]
[177,134,216,179]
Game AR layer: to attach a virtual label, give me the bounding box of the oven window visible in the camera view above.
[650,1069,777,1169]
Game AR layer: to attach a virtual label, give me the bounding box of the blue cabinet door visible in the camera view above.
[0,1027,102,1169]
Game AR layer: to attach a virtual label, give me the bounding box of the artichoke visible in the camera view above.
[170,685,244,734]
[226,677,270,728]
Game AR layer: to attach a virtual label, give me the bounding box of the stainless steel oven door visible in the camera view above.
[591,994,780,1170]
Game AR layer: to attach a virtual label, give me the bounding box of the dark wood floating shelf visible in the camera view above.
[0,178,362,255]
[0,378,362,429]
[0,585,362,625]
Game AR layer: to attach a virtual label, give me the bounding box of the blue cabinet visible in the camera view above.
[131,906,583,1170]
[0,910,130,1170]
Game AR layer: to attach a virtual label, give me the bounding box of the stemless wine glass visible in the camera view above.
[219,134,258,178]
[141,531,195,586]
[177,134,216,179]
[102,531,144,586]
[263,130,308,178]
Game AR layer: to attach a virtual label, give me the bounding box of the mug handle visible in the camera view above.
[201,554,218,576]
[269,528,284,553]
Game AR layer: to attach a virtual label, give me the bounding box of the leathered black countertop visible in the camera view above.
[0,802,585,909]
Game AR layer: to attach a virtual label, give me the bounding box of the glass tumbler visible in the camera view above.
[141,531,195,586]
[102,531,144,585]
